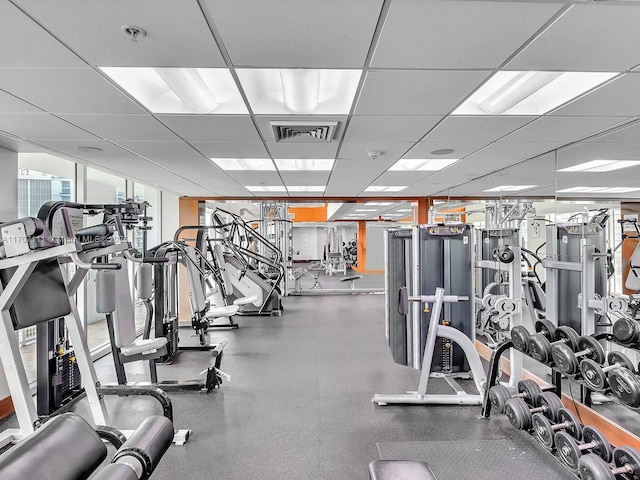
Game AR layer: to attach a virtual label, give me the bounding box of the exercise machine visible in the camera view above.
[375,224,487,405]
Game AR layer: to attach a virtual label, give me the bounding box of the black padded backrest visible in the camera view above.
[0,413,107,480]
[2,258,71,328]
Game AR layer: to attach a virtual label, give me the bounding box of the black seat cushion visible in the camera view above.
[369,460,438,480]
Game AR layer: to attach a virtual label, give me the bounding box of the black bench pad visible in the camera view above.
[369,460,438,480]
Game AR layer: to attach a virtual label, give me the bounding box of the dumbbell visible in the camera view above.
[504,392,563,431]
[528,326,580,365]
[532,407,582,449]
[607,367,640,408]
[612,317,640,346]
[580,351,636,391]
[510,319,557,353]
[488,379,555,414]
[555,425,612,472]
[552,336,606,376]
[578,446,640,480]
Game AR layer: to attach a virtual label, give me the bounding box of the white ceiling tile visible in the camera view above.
[355,70,491,116]
[279,171,330,185]
[424,116,535,143]
[375,171,439,184]
[205,0,383,67]
[114,141,203,159]
[0,90,43,114]
[254,116,347,143]
[61,114,180,141]
[14,0,226,67]
[0,2,84,67]
[267,142,339,159]
[502,116,624,143]
[0,114,98,141]
[557,142,640,166]
[0,134,41,153]
[508,4,640,71]
[339,141,414,162]
[190,141,269,158]
[344,116,442,142]
[463,142,559,165]
[224,171,282,185]
[551,74,640,117]
[580,120,640,144]
[405,141,486,159]
[325,159,385,196]
[373,0,562,69]
[157,115,261,142]
[0,68,145,114]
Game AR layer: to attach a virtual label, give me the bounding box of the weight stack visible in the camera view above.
[161,316,179,362]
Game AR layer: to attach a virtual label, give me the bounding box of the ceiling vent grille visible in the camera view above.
[271,121,339,143]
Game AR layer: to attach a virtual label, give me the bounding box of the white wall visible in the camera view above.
[292,226,321,261]
[365,223,388,270]
[161,191,180,242]
[0,147,18,400]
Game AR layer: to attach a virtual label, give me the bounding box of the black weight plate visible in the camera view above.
[511,326,530,353]
[532,413,555,449]
[608,367,640,408]
[578,336,606,365]
[488,385,513,414]
[535,319,557,340]
[580,358,607,391]
[556,326,580,351]
[557,408,583,441]
[528,334,553,364]
[612,317,639,344]
[518,379,542,404]
[607,351,636,373]
[504,398,532,430]
[578,454,616,480]
[613,447,640,480]
[583,426,612,462]
[535,392,563,422]
[555,430,582,471]
[552,343,580,375]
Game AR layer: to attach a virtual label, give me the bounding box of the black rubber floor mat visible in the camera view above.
[377,436,576,480]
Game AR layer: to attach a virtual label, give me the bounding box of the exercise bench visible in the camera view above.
[340,274,363,290]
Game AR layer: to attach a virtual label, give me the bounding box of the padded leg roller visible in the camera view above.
[0,413,107,480]
[92,463,139,480]
[369,460,438,480]
[112,415,174,480]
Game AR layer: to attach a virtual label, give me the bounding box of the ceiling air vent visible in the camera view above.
[271,121,339,143]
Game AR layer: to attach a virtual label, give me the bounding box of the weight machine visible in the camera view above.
[374,224,487,405]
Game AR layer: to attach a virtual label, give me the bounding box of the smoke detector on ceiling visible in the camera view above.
[365,151,384,160]
[271,121,338,143]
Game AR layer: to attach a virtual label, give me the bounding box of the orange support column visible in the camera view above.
[177,198,201,323]
[416,197,432,224]
[352,221,367,273]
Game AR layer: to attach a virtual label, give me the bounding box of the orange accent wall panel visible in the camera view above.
[289,205,327,223]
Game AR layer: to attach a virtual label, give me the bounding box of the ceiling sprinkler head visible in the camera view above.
[122,25,146,42]
[365,151,384,160]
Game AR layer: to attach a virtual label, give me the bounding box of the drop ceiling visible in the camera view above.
[2,0,640,200]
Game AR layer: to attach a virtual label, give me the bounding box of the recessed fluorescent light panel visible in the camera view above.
[274,159,334,171]
[453,71,617,115]
[246,186,287,192]
[365,186,407,192]
[100,67,247,114]
[557,186,640,193]
[396,209,411,212]
[366,202,393,206]
[236,69,361,114]
[355,209,377,212]
[211,158,275,170]
[558,160,640,172]
[287,186,326,192]
[484,185,536,192]
[389,159,459,171]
